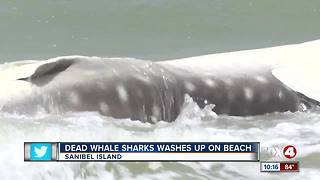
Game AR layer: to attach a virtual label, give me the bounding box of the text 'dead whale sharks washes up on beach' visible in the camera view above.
[0,40,319,123]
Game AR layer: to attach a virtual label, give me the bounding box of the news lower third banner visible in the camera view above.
[24,142,260,162]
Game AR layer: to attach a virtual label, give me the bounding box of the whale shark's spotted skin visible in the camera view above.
[0,55,317,123]
[2,39,320,122]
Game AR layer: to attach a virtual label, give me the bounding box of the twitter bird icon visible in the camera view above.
[30,143,52,161]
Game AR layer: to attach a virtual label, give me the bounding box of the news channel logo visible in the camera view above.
[24,142,57,161]
[260,144,297,160]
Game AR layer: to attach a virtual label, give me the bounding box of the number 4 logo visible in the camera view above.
[283,145,297,159]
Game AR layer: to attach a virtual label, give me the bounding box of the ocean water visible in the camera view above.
[1,0,320,180]
[1,97,320,179]
[1,0,320,62]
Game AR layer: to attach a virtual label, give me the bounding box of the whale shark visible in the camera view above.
[0,40,319,122]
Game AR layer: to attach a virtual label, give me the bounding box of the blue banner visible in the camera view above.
[59,142,259,153]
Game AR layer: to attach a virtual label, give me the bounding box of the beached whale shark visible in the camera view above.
[0,40,319,122]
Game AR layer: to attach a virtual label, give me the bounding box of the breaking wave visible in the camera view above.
[0,96,320,179]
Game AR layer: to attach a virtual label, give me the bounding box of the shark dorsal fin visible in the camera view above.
[18,58,74,81]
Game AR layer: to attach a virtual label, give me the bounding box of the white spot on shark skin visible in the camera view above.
[243,87,254,101]
[278,90,284,99]
[117,85,128,103]
[204,99,208,104]
[162,75,168,80]
[254,76,268,84]
[203,78,217,88]
[69,92,80,105]
[184,81,196,92]
[99,102,109,114]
